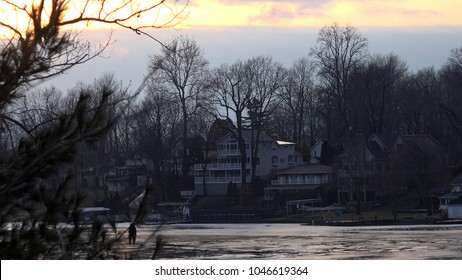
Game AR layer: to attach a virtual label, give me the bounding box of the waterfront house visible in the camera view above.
[264,164,334,202]
[447,196,462,219]
[335,133,449,207]
[102,158,149,193]
[439,174,462,215]
[194,130,304,196]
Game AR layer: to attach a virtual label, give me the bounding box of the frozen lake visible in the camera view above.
[118,223,462,259]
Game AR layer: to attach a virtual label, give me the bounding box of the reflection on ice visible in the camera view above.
[119,223,462,260]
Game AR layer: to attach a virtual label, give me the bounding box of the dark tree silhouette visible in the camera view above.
[0,0,187,259]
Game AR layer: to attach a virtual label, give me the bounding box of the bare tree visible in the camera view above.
[133,77,181,202]
[0,0,188,108]
[311,23,368,139]
[397,68,441,135]
[245,56,285,183]
[352,53,408,134]
[149,36,210,177]
[211,61,252,186]
[439,47,462,158]
[276,58,318,147]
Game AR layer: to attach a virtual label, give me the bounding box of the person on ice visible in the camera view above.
[128,223,137,244]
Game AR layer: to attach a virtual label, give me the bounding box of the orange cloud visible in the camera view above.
[182,0,462,28]
[3,0,460,36]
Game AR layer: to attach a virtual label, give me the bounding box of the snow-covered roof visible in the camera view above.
[277,140,296,145]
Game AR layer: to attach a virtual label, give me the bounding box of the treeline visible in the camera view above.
[3,24,462,182]
[82,25,462,173]
[5,24,462,176]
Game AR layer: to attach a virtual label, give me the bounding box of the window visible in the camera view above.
[226,138,238,151]
[272,156,278,164]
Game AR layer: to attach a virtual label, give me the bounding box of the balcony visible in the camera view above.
[218,149,241,156]
[271,178,326,185]
[194,162,243,171]
[195,176,251,184]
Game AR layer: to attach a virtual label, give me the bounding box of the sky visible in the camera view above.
[33,0,462,92]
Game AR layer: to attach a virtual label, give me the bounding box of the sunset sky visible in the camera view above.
[184,0,462,27]
[21,0,461,91]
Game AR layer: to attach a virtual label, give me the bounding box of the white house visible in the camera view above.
[447,197,462,219]
[194,130,304,196]
[439,174,462,213]
[448,174,462,192]
[264,164,333,201]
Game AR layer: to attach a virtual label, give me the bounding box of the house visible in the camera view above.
[401,135,450,171]
[336,133,449,206]
[447,196,462,219]
[309,140,323,163]
[102,158,149,193]
[368,133,404,153]
[439,174,462,214]
[449,174,462,192]
[194,130,304,196]
[337,133,403,204]
[309,138,345,165]
[264,164,333,202]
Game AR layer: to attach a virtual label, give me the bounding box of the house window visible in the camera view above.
[288,155,293,162]
[272,156,278,164]
[227,138,238,151]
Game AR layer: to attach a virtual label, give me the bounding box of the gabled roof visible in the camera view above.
[243,130,276,142]
[439,192,462,200]
[369,133,402,151]
[365,141,387,160]
[277,140,296,145]
[450,174,462,186]
[216,129,276,143]
[402,135,448,155]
